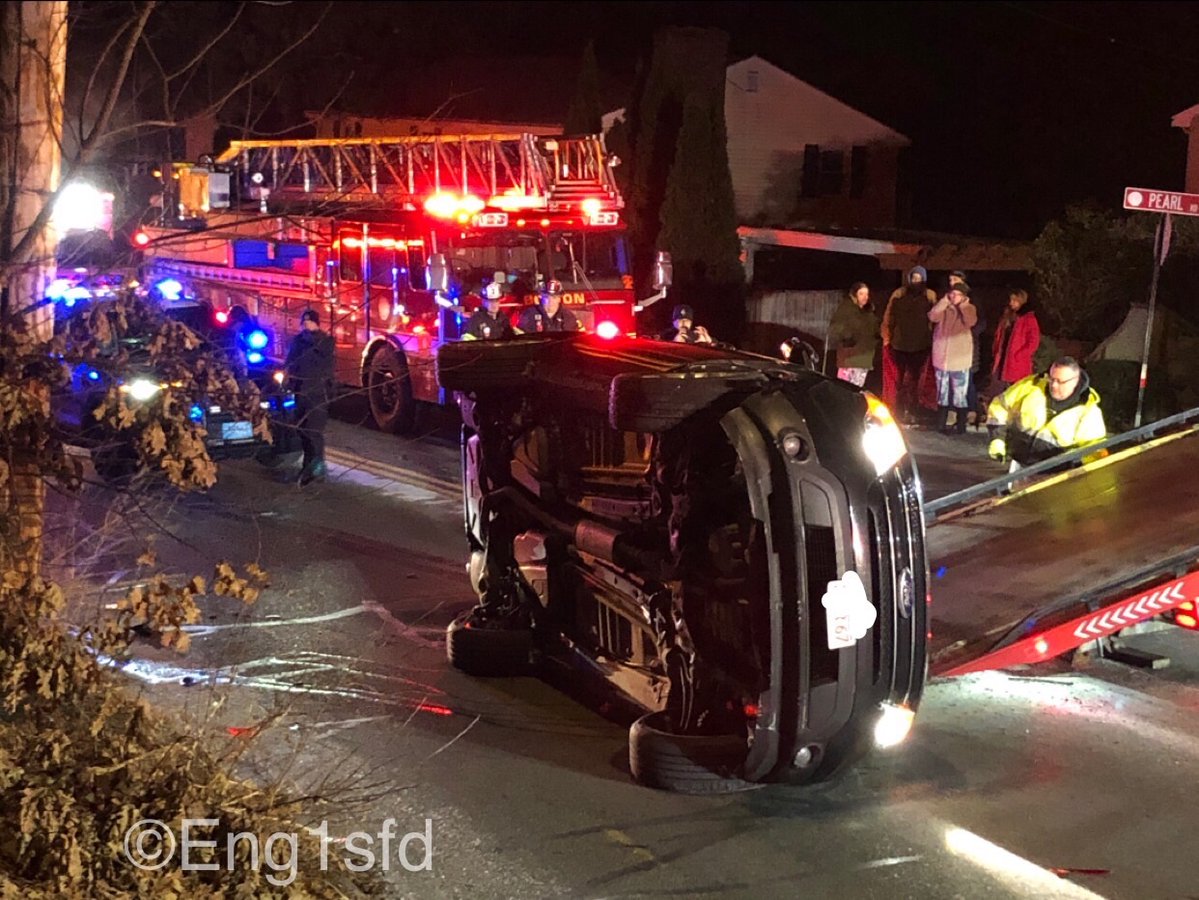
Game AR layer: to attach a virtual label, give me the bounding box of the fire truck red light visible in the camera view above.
[1177,614,1198,630]
[744,703,760,718]
[133,231,150,246]
[215,311,229,325]
[1035,638,1049,655]
[596,320,620,340]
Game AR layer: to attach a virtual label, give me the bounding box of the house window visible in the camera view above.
[801,144,820,198]
[747,69,759,93]
[818,150,844,196]
[850,145,868,198]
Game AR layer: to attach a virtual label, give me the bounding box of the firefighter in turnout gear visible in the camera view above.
[516,280,582,334]
[986,356,1107,469]
[464,280,515,340]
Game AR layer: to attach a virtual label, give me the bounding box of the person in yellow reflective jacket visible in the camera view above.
[986,357,1106,469]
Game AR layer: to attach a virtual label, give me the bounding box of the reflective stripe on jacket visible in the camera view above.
[987,373,1106,464]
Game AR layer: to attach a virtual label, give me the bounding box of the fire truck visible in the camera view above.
[138,133,639,433]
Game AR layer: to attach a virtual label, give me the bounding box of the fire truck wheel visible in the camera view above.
[628,712,760,794]
[609,371,765,433]
[367,344,416,434]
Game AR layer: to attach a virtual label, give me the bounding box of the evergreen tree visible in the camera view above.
[657,92,745,340]
[564,41,603,135]
[622,27,732,297]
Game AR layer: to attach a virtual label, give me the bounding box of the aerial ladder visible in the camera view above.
[210,132,623,213]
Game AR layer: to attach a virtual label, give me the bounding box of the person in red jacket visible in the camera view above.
[991,288,1041,394]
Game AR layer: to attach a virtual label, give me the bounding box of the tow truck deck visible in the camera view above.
[924,412,1199,677]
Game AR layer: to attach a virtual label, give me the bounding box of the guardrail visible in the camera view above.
[923,404,1199,525]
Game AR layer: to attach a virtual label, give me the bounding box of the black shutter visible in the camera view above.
[801,144,820,198]
[850,145,868,198]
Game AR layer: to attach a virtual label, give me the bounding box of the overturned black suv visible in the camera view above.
[438,333,928,792]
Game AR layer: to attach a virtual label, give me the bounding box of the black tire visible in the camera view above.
[628,711,760,794]
[609,369,766,433]
[436,334,565,392]
[446,610,536,676]
[367,344,416,434]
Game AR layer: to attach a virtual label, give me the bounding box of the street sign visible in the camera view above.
[1123,186,1199,215]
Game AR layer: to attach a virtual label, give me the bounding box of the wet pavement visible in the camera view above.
[56,407,1199,899]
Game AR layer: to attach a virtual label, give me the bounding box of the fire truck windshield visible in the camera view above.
[444,228,631,298]
[445,233,540,297]
[546,231,629,290]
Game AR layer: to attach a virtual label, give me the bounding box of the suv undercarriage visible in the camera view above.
[438,334,928,792]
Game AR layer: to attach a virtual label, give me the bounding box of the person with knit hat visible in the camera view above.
[881,266,937,424]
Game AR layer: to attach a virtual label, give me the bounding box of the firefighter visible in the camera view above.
[463,281,514,340]
[986,356,1107,470]
[516,280,582,333]
[284,308,335,485]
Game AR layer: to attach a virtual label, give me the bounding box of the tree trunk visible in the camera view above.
[1,1,66,577]
[1,0,66,338]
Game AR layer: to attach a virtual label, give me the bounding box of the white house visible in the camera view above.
[724,56,910,228]
[606,55,910,229]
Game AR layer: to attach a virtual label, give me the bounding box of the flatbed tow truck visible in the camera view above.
[923,407,1199,677]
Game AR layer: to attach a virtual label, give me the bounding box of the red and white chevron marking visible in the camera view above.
[1072,581,1186,640]
[941,568,1199,677]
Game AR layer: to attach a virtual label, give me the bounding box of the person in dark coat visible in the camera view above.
[284,308,335,485]
[827,282,879,387]
[881,266,937,423]
[659,304,714,344]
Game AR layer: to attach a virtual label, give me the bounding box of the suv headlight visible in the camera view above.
[862,393,907,476]
[120,377,162,402]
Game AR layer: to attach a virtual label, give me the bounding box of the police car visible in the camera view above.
[52,280,297,480]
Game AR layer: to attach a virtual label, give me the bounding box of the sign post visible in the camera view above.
[1122,187,1199,427]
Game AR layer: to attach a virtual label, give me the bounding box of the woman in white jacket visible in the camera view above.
[928,282,978,434]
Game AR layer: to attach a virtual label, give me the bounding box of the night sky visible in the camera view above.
[78,1,1199,241]
[411,0,1199,240]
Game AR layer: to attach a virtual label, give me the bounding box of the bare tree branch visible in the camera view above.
[164,2,247,83]
[7,1,155,270]
[137,26,172,124]
[204,4,330,120]
[82,2,156,151]
[78,15,139,149]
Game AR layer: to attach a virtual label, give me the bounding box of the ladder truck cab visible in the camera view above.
[139,133,645,433]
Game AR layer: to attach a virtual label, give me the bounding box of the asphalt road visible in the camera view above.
[60,408,1199,899]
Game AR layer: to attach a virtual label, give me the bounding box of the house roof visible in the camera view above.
[739,225,1032,272]
[730,55,910,146]
[1172,102,1199,130]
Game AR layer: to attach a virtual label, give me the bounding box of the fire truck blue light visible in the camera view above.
[247,329,269,350]
[246,351,264,365]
